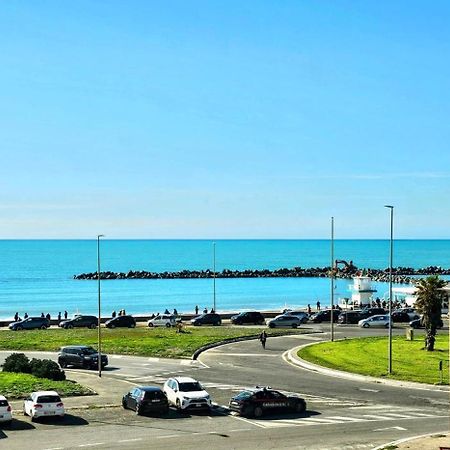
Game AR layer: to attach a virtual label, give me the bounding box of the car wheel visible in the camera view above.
[89,323,96,329]
[253,406,263,418]
[67,324,74,329]
[40,325,47,330]
[295,400,306,413]
[217,320,222,326]
[268,323,275,328]
[363,323,369,328]
[135,405,142,416]
[30,415,36,423]
[165,323,171,328]
[148,323,154,327]
[385,323,390,329]
[130,323,136,328]
[59,360,67,368]
[110,324,116,329]
[292,323,298,329]
[16,325,23,331]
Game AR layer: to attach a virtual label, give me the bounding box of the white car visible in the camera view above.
[23,391,64,421]
[0,395,13,425]
[148,314,177,328]
[163,377,211,411]
[358,315,392,328]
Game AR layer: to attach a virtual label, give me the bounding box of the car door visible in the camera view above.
[129,388,139,410]
[165,379,175,404]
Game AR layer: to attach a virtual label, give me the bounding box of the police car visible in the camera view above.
[229,387,306,418]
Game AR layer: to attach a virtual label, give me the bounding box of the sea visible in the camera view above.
[1,240,450,321]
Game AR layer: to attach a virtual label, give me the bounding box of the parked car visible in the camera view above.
[409,317,444,329]
[229,387,306,418]
[0,396,13,426]
[395,308,420,321]
[58,345,108,369]
[8,317,50,331]
[148,314,177,328]
[310,310,340,323]
[268,314,301,329]
[391,311,412,323]
[282,311,309,323]
[163,377,211,411]
[337,310,362,324]
[359,308,386,320]
[105,315,136,328]
[23,391,64,421]
[190,313,222,326]
[230,311,265,325]
[122,386,169,416]
[358,315,392,328]
[59,315,98,329]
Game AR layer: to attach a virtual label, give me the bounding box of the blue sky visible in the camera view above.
[1,1,449,238]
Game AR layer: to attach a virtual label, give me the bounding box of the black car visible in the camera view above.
[359,308,386,320]
[105,315,136,328]
[8,317,50,331]
[337,310,362,324]
[391,311,411,323]
[409,318,444,329]
[229,387,306,418]
[58,345,108,369]
[310,310,340,323]
[59,315,98,329]
[230,311,265,325]
[190,313,222,326]
[122,386,169,415]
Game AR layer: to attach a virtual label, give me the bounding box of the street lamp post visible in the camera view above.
[97,234,104,378]
[213,242,216,312]
[384,206,394,374]
[330,217,335,342]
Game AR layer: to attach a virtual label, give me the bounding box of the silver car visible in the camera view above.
[284,311,309,323]
[358,315,392,328]
[268,314,302,329]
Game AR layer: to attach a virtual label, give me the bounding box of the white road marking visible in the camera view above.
[359,388,380,392]
[327,416,367,422]
[157,434,183,439]
[78,444,104,448]
[373,426,407,432]
[118,438,143,443]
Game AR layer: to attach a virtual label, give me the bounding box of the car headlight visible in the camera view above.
[84,356,92,360]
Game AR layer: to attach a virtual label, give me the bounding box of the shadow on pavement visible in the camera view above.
[33,414,89,426]
[0,418,35,432]
[246,410,321,421]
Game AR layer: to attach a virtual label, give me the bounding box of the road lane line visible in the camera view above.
[118,439,143,443]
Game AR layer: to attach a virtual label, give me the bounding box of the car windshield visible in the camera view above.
[179,382,202,392]
[81,347,97,355]
[0,400,8,407]
[234,391,253,400]
[36,395,61,403]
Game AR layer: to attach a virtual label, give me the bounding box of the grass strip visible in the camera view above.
[0,372,93,399]
[0,326,305,358]
[298,334,449,385]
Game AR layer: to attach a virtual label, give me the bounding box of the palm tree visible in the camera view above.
[414,275,446,351]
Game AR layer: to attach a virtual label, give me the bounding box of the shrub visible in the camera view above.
[30,359,65,381]
[2,353,31,373]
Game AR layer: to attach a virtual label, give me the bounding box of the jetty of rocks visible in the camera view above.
[74,265,450,285]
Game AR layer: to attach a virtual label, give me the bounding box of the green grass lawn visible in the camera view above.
[0,326,302,358]
[298,334,449,385]
[0,372,93,399]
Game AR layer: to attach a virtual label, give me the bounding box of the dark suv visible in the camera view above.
[59,315,98,329]
[105,315,136,328]
[359,308,386,320]
[231,311,265,325]
[190,313,222,326]
[122,386,169,415]
[58,346,108,369]
[310,310,340,323]
[337,310,362,324]
[8,317,50,331]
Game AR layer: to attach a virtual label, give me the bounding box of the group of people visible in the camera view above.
[194,305,215,315]
[13,311,69,322]
[111,309,127,318]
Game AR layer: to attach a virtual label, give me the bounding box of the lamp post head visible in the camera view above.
[384,205,394,209]
[97,234,105,239]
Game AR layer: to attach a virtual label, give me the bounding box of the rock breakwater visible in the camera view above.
[74,265,450,284]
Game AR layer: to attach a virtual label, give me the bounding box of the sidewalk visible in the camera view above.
[10,371,130,413]
[374,433,449,450]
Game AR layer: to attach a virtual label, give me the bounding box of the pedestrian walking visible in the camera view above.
[195,305,199,315]
[259,331,267,349]
[64,311,68,320]
[316,301,321,311]
[307,304,311,315]
[14,312,19,322]
[58,312,61,321]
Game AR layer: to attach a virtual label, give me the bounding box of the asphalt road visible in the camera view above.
[0,324,448,449]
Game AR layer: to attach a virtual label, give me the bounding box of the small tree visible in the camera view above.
[415,275,446,351]
[2,353,31,373]
[30,359,66,381]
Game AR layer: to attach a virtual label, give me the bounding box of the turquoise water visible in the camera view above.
[1,240,449,320]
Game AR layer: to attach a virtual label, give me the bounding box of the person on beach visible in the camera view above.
[46,313,51,321]
[195,305,199,315]
[307,304,311,315]
[58,312,61,321]
[24,312,28,319]
[173,308,178,316]
[14,312,19,322]
[64,311,68,320]
[41,312,45,318]
[203,307,208,314]
[112,310,116,318]
[259,331,267,349]
[164,308,170,315]
[316,301,321,311]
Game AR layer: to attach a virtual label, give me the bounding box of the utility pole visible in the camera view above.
[384,205,394,374]
[97,234,104,378]
[330,217,335,342]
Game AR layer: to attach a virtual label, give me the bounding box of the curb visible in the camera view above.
[371,431,449,450]
[284,342,450,392]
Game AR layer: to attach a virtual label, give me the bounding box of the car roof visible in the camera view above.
[61,345,94,350]
[32,390,59,396]
[136,386,163,392]
[171,376,198,383]
[0,395,7,401]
